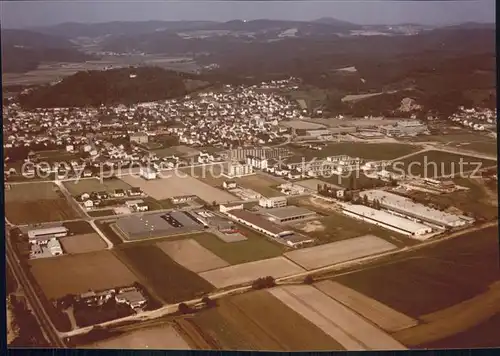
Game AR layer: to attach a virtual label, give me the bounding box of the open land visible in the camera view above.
[281,121,326,130]
[63,178,132,196]
[90,324,191,350]
[29,251,138,299]
[388,150,496,178]
[269,285,406,350]
[5,182,81,224]
[284,235,398,270]
[405,133,498,156]
[183,165,226,187]
[120,174,237,204]
[175,290,343,351]
[152,145,201,158]
[314,280,418,332]
[114,244,214,303]
[289,142,421,161]
[334,225,500,319]
[199,257,305,289]
[157,239,230,273]
[60,233,107,254]
[233,174,284,198]
[188,232,285,265]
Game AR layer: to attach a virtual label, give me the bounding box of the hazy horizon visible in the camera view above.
[0,1,495,29]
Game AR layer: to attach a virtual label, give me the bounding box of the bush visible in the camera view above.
[304,275,314,285]
[252,276,276,290]
[177,302,193,314]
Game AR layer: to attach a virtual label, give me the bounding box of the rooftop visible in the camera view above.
[228,209,291,235]
[264,205,315,220]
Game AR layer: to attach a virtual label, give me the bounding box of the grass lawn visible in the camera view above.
[114,244,214,303]
[191,230,286,265]
[288,142,421,161]
[143,197,176,210]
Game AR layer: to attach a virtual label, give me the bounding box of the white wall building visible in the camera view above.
[222,162,254,178]
[28,226,69,244]
[140,166,157,180]
[259,196,287,208]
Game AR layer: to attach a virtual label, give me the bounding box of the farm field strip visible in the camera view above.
[157,239,230,273]
[63,178,132,196]
[29,251,139,299]
[60,233,108,254]
[90,324,192,349]
[199,257,305,288]
[314,280,418,333]
[269,285,407,350]
[284,235,398,270]
[392,281,500,346]
[120,174,238,204]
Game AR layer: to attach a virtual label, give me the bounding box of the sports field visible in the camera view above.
[199,257,305,288]
[63,178,132,196]
[5,183,81,224]
[175,289,344,350]
[284,235,398,270]
[29,251,138,299]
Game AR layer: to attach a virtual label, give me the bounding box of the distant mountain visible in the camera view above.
[17,67,209,108]
[1,29,96,74]
[313,17,359,28]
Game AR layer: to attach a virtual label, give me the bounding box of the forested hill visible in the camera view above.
[18,67,209,108]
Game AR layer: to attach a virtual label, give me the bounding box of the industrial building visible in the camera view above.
[28,226,69,244]
[246,156,269,170]
[227,147,291,161]
[140,166,157,180]
[379,120,428,137]
[221,162,254,178]
[359,190,469,228]
[259,196,287,208]
[264,206,316,224]
[341,204,433,239]
[115,211,205,240]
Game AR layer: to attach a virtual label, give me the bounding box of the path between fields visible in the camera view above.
[393,281,500,346]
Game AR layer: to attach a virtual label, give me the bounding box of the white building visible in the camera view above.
[47,239,63,256]
[28,226,69,244]
[359,189,469,228]
[222,162,254,178]
[259,196,287,209]
[246,156,269,170]
[223,180,237,189]
[140,166,157,180]
[219,202,244,214]
[342,204,433,239]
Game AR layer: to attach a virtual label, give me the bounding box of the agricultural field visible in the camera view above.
[199,257,305,289]
[63,178,132,196]
[60,233,107,254]
[269,285,406,350]
[120,173,237,204]
[233,174,284,198]
[405,133,498,156]
[175,290,344,351]
[189,232,285,265]
[284,235,397,270]
[5,182,81,224]
[288,142,421,161]
[35,150,80,164]
[334,225,500,319]
[29,251,138,299]
[157,239,230,273]
[152,145,201,158]
[184,165,226,187]
[88,209,116,218]
[388,150,496,179]
[90,325,191,350]
[314,280,417,333]
[62,220,96,234]
[114,244,214,303]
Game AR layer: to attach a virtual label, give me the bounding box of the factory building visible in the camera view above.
[227,147,290,161]
[259,196,287,208]
[28,226,69,244]
[379,120,428,137]
[359,190,469,228]
[246,156,269,170]
[140,166,157,180]
[341,204,433,239]
[264,206,316,224]
[221,162,254,178]
[225,209,294,239]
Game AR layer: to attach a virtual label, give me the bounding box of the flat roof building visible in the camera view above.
[259,196,287,208]
[225,209,294,239]
[28,226,69,243]
[359,190,469,228]
[341,203,433,239]
[264,206,316,224]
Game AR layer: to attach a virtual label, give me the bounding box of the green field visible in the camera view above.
[114,245,214,304]
[191,231,286,265]
[404,133,498,156]
[388,150,496,178]
[143,197,176,210]
[289,142,421,161]
[63,178,132,196]
[334,225,500,318]
[88,209,116,218]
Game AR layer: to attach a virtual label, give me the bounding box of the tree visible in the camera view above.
[304,275,314,285]
[363,195,369,206]
[201,295,216,308]
[212,200,217,207]
[178,302,192,314]
[252,276,276,290]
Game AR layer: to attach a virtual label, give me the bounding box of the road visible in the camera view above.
[6,230,66,347]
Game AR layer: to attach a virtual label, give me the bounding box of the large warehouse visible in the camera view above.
[115,211,205,240]
[264,206,316,224]
[359,190,469,228]
[341,204,433,240]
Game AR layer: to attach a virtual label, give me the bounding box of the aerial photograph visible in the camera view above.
[2,0,498,351]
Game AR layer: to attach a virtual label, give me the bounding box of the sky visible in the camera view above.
[0,1,496,29]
